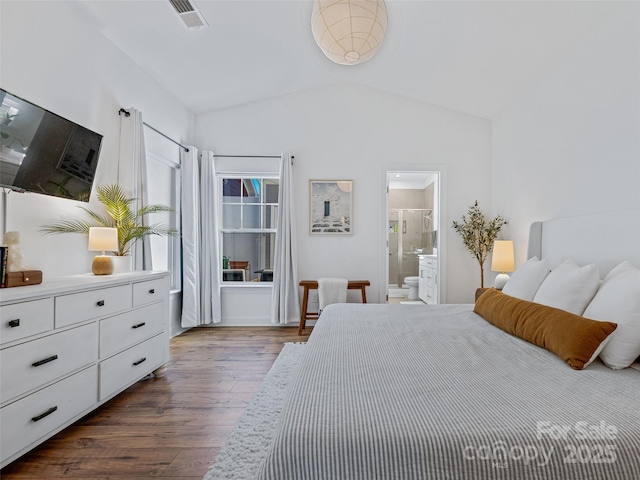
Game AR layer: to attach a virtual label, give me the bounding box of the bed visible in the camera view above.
[256,209,640,479]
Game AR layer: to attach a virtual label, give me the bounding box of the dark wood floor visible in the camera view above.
[1,326,311,479]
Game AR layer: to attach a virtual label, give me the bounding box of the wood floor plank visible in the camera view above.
[162,448,221,477]
[44,425,236,449]
[1,448,181,477]
[0,326,310,480]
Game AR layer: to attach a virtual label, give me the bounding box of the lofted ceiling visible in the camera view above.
[71,0,625,119]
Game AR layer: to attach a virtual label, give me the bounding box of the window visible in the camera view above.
[221,177,279,283]
[146,151,181,290]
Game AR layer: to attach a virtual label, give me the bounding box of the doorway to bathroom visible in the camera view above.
[386,171,440,304]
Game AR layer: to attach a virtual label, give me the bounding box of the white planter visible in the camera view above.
[112,256,131,274]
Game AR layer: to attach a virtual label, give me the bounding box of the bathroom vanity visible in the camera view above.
[418,255,438,304]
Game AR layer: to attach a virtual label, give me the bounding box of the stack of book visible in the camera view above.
[0,246,7,288]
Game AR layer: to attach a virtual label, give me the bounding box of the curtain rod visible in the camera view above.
[212,154,280,158]
[212,155,295,162]
[119,108,190,153]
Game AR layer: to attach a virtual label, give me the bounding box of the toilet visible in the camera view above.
[404,276,420,300]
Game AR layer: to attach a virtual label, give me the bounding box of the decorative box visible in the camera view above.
[4,270,43,288]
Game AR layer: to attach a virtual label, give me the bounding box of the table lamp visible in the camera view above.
[88,227,118,275]
[491,240,515,290]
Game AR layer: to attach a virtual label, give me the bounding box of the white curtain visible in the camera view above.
[180,146,201,327]
[118,108,152,270]
[198,151,222,325]
[181,149,221,327]
[271,153,300,324]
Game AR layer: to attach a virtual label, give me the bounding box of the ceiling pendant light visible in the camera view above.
[311,0,388,66]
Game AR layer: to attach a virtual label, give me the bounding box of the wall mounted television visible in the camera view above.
[0,88,103,202]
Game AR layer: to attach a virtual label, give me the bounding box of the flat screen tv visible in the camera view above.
[0,89,103,202]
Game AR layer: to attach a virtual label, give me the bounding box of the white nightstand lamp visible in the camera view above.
[88,227,118,275]
[491,240,515,290]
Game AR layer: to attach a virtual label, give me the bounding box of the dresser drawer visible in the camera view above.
[99,333,165,400]
[55,284,132,328]
[0,323,98,404]
[100,301,166,358]
[132,277,169,308]
[0,365,96,464]
[0,298,54,346]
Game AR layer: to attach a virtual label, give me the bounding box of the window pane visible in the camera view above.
[265,179,279,202]
[244,178,261,202]
[243,205,261,228]
[243,178,261,199]
[222,232,276,282]
[223,178,243,197]
[223,204,241,228]
[263,204,278,229]
[146,153,180,291]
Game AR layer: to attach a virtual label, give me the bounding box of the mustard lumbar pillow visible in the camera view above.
[474,289,617,370]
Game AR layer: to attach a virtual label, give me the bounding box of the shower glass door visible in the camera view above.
[389,208,432,288]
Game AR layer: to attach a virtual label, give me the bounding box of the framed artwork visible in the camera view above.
[309,180,353,235]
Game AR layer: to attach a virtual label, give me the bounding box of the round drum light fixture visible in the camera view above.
[311,0,388,65]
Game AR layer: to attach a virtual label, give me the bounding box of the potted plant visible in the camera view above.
[41,184,176,258]
[451,200,507,288]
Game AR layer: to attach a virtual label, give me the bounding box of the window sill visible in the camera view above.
[221,283,273,288]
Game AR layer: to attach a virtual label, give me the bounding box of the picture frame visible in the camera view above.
[309,180,353,235]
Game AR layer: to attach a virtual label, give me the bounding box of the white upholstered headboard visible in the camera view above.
[527,209,640,278]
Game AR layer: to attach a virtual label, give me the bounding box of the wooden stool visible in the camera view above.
[298,280,370,335]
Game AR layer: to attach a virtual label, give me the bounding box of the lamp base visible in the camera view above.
[92,255,114,275]
[494,273,510,290]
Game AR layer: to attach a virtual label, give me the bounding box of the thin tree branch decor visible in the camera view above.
[41,184,176,256]
[451,200,507,288]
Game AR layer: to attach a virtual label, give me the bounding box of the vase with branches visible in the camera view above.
[41,184,176,256]
[451,200,507,288]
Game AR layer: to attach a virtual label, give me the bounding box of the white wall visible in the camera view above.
[8,0,628,325]
[492,3,640,266]
[197,83,493,316]
[0,1,194,279]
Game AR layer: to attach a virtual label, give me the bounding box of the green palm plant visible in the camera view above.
[41,184,176,256]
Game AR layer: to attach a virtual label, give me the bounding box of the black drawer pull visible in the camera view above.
[149,288,155,294]
[32,355,58,367]
[132,322,146,329]
[133,357,147,366]
[32,406,58,422]
[96,300,105,307]
[8,319,20,328]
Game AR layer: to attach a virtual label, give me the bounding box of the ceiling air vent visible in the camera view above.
[169,0,208,29]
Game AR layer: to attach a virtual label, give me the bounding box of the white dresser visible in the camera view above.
[0,271,170,468]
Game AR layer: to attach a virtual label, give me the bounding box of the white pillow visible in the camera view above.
[533,259,599,315]
[584,261,640,369]
[501,256,550,301]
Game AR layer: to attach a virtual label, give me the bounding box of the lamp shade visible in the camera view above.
[311,0,388,65]
[491,240,515,273]
[88,227,118,252]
